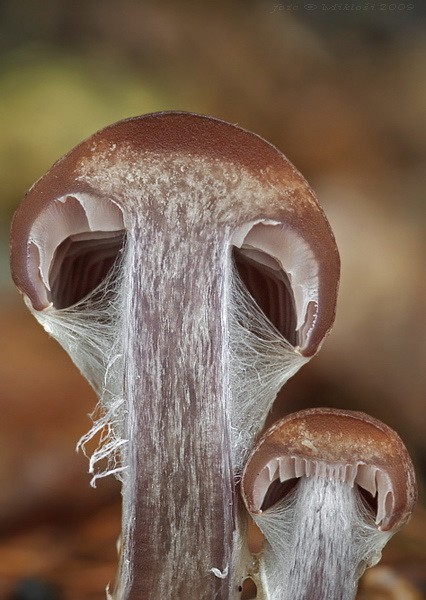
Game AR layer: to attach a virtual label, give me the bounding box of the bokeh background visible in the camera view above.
[1,1,425,599]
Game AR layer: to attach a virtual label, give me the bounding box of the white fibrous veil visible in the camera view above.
[33,244,128,483]
[29,195,313,486]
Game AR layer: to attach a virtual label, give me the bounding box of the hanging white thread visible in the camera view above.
[229,265,307,474]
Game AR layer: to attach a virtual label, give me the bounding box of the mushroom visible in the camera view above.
[10,112,339,599]
[241,408,417,600]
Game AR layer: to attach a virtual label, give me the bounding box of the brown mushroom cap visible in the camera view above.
[10,111,339,357]
[241,408,417,532]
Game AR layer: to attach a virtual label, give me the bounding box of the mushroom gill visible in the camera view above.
[49,230,125,309]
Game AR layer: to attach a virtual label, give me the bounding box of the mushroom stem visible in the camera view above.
[254,475,390,600]
[114,224,234,599]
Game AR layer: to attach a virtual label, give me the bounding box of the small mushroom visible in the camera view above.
[241,408,417,600]
[10,112,339,599]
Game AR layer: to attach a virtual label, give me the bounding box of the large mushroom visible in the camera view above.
[241,408,417,600]
[10,112,339,599]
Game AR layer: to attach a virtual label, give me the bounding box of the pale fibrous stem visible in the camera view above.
[114,216,234,599]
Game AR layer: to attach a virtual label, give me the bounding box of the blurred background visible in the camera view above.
[0,1,425,598]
